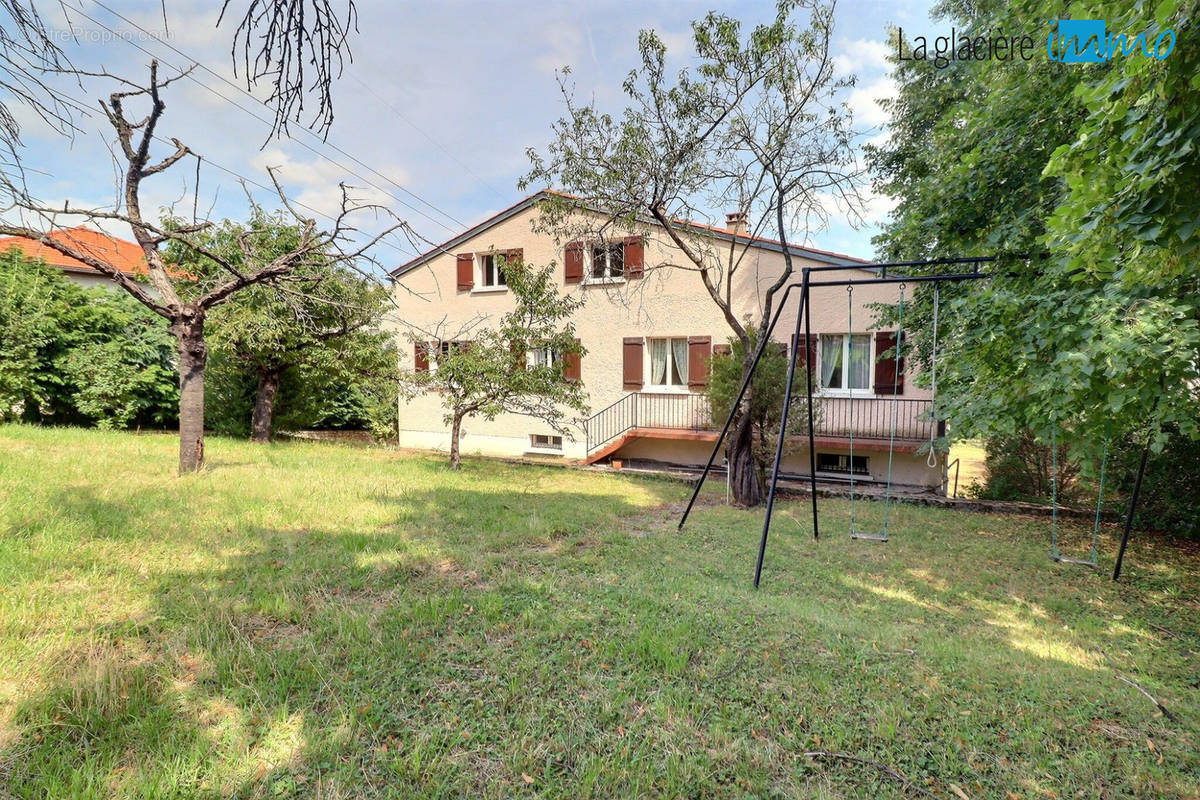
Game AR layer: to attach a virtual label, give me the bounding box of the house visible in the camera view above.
[0,226,149,290]
[389,192,942,489]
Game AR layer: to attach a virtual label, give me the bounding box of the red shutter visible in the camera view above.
[414,342,429,372]
[713,344,732,357]
[505,248,524,265]
[510,340,527,370]
[622,337,643,390]
[874,331,905,395]
[623,236,644,279]
[687,335,711,389]
[793,334,818,366]
[564,241,584,283]
[456,253,474,291]
[563,338,582,382]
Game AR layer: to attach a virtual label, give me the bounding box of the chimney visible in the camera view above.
[725,210,748,236]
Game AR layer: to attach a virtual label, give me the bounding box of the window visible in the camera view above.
[590,241,624,280]
[479,253,507,287]
[529,346,557,369]
[530,434,563,451]
[817,453,868,475]
[820,334,871,392]
[648,337,688,387]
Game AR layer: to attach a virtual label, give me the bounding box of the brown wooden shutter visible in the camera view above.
[713,344,732,357]
[687,335,711,389]
[564,241,584,283]
[623,236,644,279]
[505,248,524,264]
[563,338,582,383]
[874,331,905,395]
[510,340,526,370]
[793,334,818,366]
[622,337,643,390]
[414,342,429,372]
[455,253,474,291]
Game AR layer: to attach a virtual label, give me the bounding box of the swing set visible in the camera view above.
[676,256,1152,587]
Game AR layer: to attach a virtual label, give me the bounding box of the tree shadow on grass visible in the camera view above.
[4,482,1199,798]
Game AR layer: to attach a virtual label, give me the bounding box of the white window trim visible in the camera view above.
[475,253,510,292]
[644,336,691,393]
[528,433,564,452]
[527,346,558,370]
[585,241,625,284]
[817,332,875,398]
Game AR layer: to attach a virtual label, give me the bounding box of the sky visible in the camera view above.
[6,0,939,270]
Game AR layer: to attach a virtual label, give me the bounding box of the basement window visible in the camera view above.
[530,434,563,451]
[817,452,868,475]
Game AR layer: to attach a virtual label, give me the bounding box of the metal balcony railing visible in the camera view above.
[583,392,937,454]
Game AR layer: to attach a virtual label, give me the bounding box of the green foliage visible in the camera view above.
[705,326,816,475]
[402,257,587,462]
[974,429,1080,503]
[0,249,177,427]
[867,0,1200,482]
[164,208,399,439]
[1113,425,1200,537]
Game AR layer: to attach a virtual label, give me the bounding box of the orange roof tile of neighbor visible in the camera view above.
[0,226,149,277]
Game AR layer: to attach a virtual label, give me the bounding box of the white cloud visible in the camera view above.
[834,37,892,76]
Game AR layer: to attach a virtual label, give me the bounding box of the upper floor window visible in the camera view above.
[649,337,688,387]
[480,254,507,287]
[529,346,557,369]
[820,334,871,392]
[590,242,624,280]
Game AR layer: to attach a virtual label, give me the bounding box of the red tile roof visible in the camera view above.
[0,226,149,276]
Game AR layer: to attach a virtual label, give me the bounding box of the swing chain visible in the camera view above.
[927,284,940,469]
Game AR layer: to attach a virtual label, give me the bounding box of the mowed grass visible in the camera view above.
[0,426,1197,799]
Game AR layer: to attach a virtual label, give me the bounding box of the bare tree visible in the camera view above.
[525,0,865,505]
[0,61,402,473]
[0,0,357,181]
[219,0,358,139]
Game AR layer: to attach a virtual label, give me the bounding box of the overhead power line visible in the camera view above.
[63,0,467,237]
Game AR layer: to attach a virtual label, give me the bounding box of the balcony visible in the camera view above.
[583,392,937,461]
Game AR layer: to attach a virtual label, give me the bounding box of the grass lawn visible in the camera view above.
[0,426,1197,799]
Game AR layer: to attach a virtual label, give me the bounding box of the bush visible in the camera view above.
[975,429,1080,503]
[0,250,177,428]
[1112,426,1200,538]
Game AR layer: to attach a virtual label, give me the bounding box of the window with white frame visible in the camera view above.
[590,241,624,280]
[648,337,688,388]
[479,253,507,287]
[530,433,563,450]
[528,346,557,369]
[820,334,871,392]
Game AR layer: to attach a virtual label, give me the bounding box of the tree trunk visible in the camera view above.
[728,407,762,507]
[173,314,208,475]
[251,368,282,444]
[449,411,463,470]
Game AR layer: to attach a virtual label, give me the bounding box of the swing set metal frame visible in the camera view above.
[675,255,1151,587]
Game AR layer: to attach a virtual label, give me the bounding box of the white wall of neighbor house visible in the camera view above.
[389,201,936,484]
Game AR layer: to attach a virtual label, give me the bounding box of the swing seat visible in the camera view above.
[1052,554,1097,568]
[851,531,889,542]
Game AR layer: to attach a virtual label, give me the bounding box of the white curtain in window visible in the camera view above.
[848,334,871,389]
[671,338,688,385]
[650,339,668,384]
[821,335,842,388]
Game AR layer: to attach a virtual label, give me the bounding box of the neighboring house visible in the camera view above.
[390,191,941,488]
[0,226,149,290]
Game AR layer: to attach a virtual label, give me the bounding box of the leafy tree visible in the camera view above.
[401,258,587,469]
[0,63,399,474]
[524,0,863,505]
[867,0,1200,481]
[0,248,177,427]
[167,209,397,442]
[705,325,817,481]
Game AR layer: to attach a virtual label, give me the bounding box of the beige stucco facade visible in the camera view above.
[389,194,941,488]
